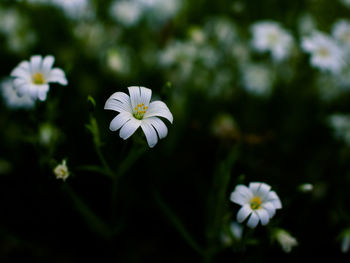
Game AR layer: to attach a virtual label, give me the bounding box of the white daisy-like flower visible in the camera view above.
[109,0,143,26]
[301,31,345,73]
[251,21,294,61]
[332,19,350,48]
[1,78,35,109]
[10,55,68,101]
[104,86,173,148]
[230,182,282,228]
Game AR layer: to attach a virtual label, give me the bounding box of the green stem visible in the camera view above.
[154,189,205,257]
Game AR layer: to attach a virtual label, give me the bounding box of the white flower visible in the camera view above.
[301,31,345,73]
[1,78,35,109]
[110,0,142,26]
[332,19,350,48]
[251,21,294,61]
[10,55,68,101]
[298,183,313,192]
[340,229,350,253]
[274,229,298,253]
[53,159,69,181]
[230,182,282,228]
[328,113,350,145]
[340,0,350,8]
[241,63,275,96]
[51,0,92,20]
[104,86,173,148]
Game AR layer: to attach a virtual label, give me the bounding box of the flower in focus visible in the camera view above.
[1,78,35,109]
[104,86,173,148]
[273,229,298,253]
[230,182,282,228]
[301,31,345,73]
[10,55,68,101]
[251,21,294,61]
[53,159,69,182]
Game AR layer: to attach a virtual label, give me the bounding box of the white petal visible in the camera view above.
[145,117,168,139]
[261,202,276,218]
[141,120,159,148]
[37,84,49,101]
[47,68,67,85]
[256,208,270,225]
[30,55,42,74]
[235,185,254,199]
[104,92,132,113]
[13,78,28,88]
[246,211,259,228]
[11,61,31,80]
[257,183,271,200]
[267,191,282,209]
[140,86,152,106]
[42,55,55,75]
[119,118,141,140]
[128,86,141,109]
[249,182,261,195]
[144,101,173,123]
[109,112,132,131]
[236,204,252,223]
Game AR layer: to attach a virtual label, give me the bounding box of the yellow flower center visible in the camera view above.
[32,72,45,85]
[133,103,148,120]
[250,196,262,210]
[318,47,329,58]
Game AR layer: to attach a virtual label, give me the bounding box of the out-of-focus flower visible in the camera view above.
[273,229,298,253]
[39,123,60,146]
[328,114,350,145]
[332,19,350,48]
[10,55,68,101]
[230,182,282,228]
[251,21,294,61]
[339,228,350,253]
[0,7,37,53]
[298,183,313,192]
[301,31,345,73]
[211,113,239,140]
[106,47,131,76]
[110,0,142,26]
[240,63,275,96]
[298,13,317,36]
[340,0,350,8]
[104,86,173,148]
[53,159,69,181]
[1,78,35,109]
[230,221,244,240]
[142,0,182,23]
[51,0,93,20]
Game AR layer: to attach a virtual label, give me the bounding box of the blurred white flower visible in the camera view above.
[241,63,275,96]
[110,0,142,26]
[54,159,69,182]
[10,55,68,101]
[340,229,350,253]
[230,182,282,228]
[274,229,298,253]
[298,183,314,192]
[328,114,350,145]
[230,221,243,240]
[298,13,317,36]
[251,21,294,61]
[0,8,37,53]
[301,31,345,73]
[105,86,173,148]
[142,0,181,22]
[1,78,35,109]
[51,0,93,19]
[332,19,350,48]
[340,0,350,8]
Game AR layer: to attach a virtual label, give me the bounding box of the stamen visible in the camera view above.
[32,72,45,85]
[250,196,262,210]
[133,103,148,120]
